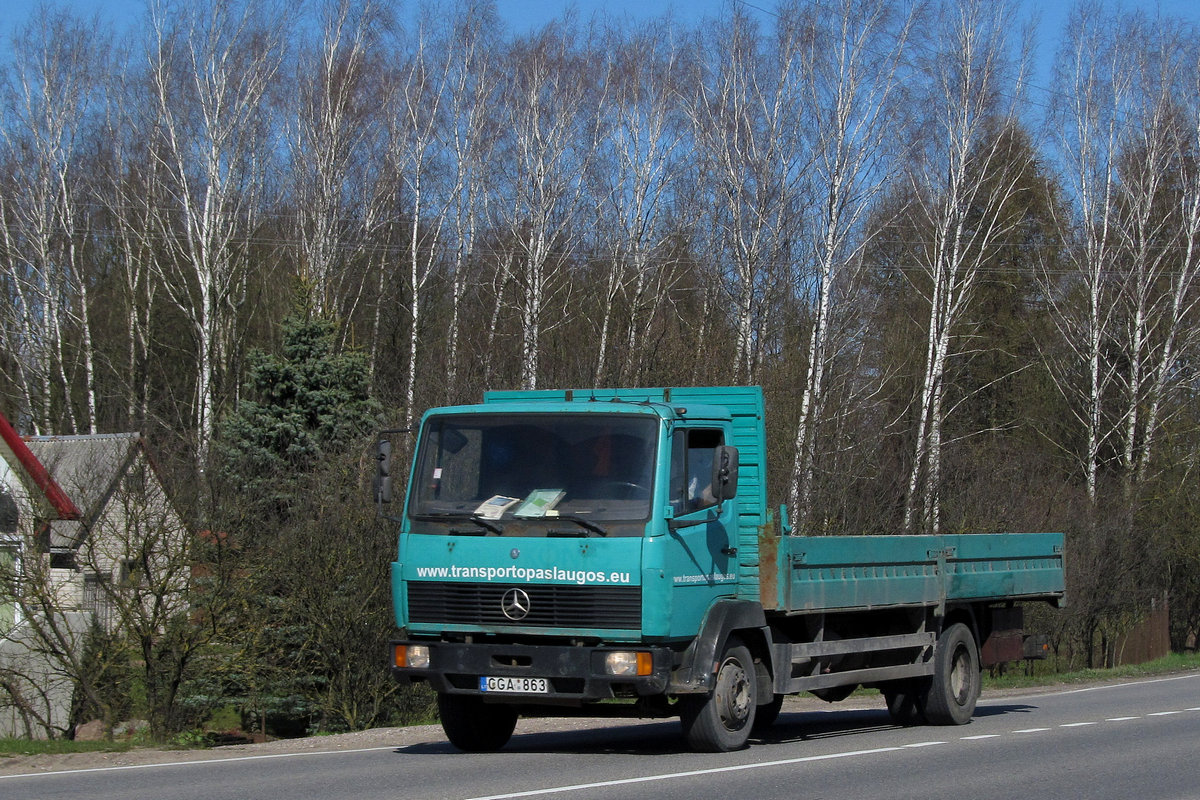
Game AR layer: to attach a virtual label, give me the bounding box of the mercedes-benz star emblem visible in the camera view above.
[501,588,531,621]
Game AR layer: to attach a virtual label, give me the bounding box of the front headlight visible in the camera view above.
[395,644,431,669]
[604,651,652,676]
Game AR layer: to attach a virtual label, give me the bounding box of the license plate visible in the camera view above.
[479,676,549,694]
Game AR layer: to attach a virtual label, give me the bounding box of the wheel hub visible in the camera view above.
[715,657,751,730]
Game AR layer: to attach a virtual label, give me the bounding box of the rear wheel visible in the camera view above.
[680,637,757,751]
[811,683,857,703]
[883,681,928,726]
[923,622,981,725]
[438,694,518,752]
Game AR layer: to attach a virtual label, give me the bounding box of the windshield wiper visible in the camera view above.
[412,512,504,535]
[548,514,607,537]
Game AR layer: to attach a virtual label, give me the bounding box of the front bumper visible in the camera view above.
[390,639,673,702]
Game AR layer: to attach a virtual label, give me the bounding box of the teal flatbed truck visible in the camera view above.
[381,386,1065,752]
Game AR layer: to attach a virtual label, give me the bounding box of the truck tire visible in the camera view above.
[438,694,519,752]
[680,637,757,751]
[812,684,857,703]
[883,681,928,726]
[752,694,784,733]
[922,622,980,725]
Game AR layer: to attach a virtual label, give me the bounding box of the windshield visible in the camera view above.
[408,413,657,535]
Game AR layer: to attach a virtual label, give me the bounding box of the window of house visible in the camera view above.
[1,486,22,632]
[49,551,77,570]
[119,558,144,587]
[0,485,16,534]
[83,573,115,631]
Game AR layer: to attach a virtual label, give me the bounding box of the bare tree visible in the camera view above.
[588,17,693,387]
[785,0,915,529]
[0,10,108,435]
[441,1,502,403]
[144,0,288,464]
[900,0,1032,535]
[286,0,390,323]
[1110,22,1200,490]
[381,9,462,426]
[687,5,811,384]
[1041,4,1136,506]
[95,32,174,432]
[1137,33,1200,484]
[492,20,596,390]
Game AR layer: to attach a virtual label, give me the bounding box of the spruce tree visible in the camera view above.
[217,314,380,518]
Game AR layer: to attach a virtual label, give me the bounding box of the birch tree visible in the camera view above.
[589,18,693,387]
[286,0,389,323]
[1041,4,1136,505]
[0,10,108,435]
[688,6,811,384]
[381,10,462,426]
[1141,35,1200,484]
[442,1,501,403]
[901,0,1032,534]
[144,0,287,464]
[1111,23,1200,490]
[1038,7,1185,666]
[493,21,595,391]
[95,33,177,432]
[785,0,914,529]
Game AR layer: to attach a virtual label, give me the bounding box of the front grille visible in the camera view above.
[407,581,642,629]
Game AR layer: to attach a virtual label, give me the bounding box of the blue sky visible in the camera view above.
[0,1,721,32]
[3,1,1199,44]
[3,0,1200,87]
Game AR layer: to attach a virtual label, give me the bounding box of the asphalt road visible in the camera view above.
[3,672,1198,800]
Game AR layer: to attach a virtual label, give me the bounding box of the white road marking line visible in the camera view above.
[463,747,906,800]
[466,703,1199,800]
[6,688,1196,787]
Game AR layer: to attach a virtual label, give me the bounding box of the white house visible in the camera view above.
[0,411,187,738]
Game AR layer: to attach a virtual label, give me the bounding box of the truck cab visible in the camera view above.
[388,389,761,748]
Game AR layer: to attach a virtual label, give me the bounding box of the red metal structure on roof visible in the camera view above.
[0,410,81,520]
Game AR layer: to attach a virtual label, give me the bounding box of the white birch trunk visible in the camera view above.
[145,0,285,466]
[902,0,1029,534]
[787,0,914,526]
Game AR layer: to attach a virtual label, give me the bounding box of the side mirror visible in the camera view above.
[711,445,739,503]
[374,439,393,504]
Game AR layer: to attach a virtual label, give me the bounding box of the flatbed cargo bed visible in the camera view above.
[762,531,1066,613]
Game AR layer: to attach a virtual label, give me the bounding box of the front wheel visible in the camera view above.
[752,694,784,733]
[923,622,981,725]
[438,694,519,752]
[680,637,757,752]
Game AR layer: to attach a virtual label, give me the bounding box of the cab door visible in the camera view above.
[661,426,738,636]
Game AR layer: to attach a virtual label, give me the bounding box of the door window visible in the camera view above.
[670,428,723,515]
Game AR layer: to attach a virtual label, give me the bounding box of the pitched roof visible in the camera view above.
[22,435,143,550]
[23,434,141,518]
[0,410,152,551]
